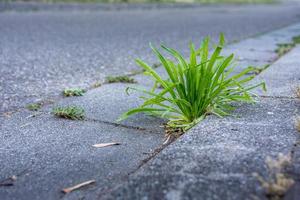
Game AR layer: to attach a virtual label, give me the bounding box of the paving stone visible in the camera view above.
[204,98,298,127]
[222,47,277,62]
[102,97,299,200]
[0,111,164,200]
[104,173,263,200]
[2,16,300,200]
[254,46,300,97]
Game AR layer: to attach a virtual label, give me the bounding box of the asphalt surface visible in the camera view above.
[1,3,300,112]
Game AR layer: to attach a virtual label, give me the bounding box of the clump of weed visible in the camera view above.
[119,34,265,131]
[63,88,85,97]
[253,153,294,200]
[292,35,300,44]
[52,106,85,120]
[26,103,42,111]
[106,75,136,84]
[275,43,295,57]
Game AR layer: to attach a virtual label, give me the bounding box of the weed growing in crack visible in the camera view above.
[63,88,85,97]
[26,103,42,111]
[119,34,265,131]
[106,75,136,84]
[253,153,294,200]
[251,64,270,75]
[52,106,85,120]
[275,43,295,57]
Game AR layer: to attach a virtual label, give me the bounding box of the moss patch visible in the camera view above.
[63,88,85,97]
[106,75,136,84]
[26,103,42,111]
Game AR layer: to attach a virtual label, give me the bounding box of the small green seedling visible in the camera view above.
[106,75,136,84]
[275,43,295,57]
[52,106,85,120]
[119,34,265,131]
[63,88,85,97]
[26,103,42,111]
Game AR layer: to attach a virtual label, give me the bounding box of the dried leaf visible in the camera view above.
[92,142,120,148]
[62,180,95,194]
[0,175,17,187]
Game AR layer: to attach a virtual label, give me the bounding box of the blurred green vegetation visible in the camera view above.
[10,0,276,4]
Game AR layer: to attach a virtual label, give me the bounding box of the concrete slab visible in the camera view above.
[102,98,299,199]
[254,46,300,98]
[0,111,164,200]
[222,47,277,62]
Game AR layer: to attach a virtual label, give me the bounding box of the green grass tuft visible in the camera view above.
[63,88,86,97]
[106,75,137,83]
[26,103,42,111]
[292,35,300,44]
[119,34,265,131]
[52,106,85,120]
[275,43,295,57]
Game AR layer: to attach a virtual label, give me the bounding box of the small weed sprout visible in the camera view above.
[253,153,294,200]
[26,103,42,111]
[52,106,85,120]
[106,75,136,84]
[63,88,85,97]
[119,34,265,131]
[275,43,295,57]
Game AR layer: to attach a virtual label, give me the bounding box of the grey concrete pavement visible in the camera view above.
[0,109,165,200]
[1,22,300,200]
[100,28,300,199]
[254,46,300,97]
[1,3,300,112]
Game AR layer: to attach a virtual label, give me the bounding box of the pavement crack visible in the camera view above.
[259,95,298,100]
[85,118,147,131]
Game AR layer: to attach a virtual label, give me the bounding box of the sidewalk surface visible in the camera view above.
[1,3,300,112]
[103,45,300,200]
[1,16,300,199]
